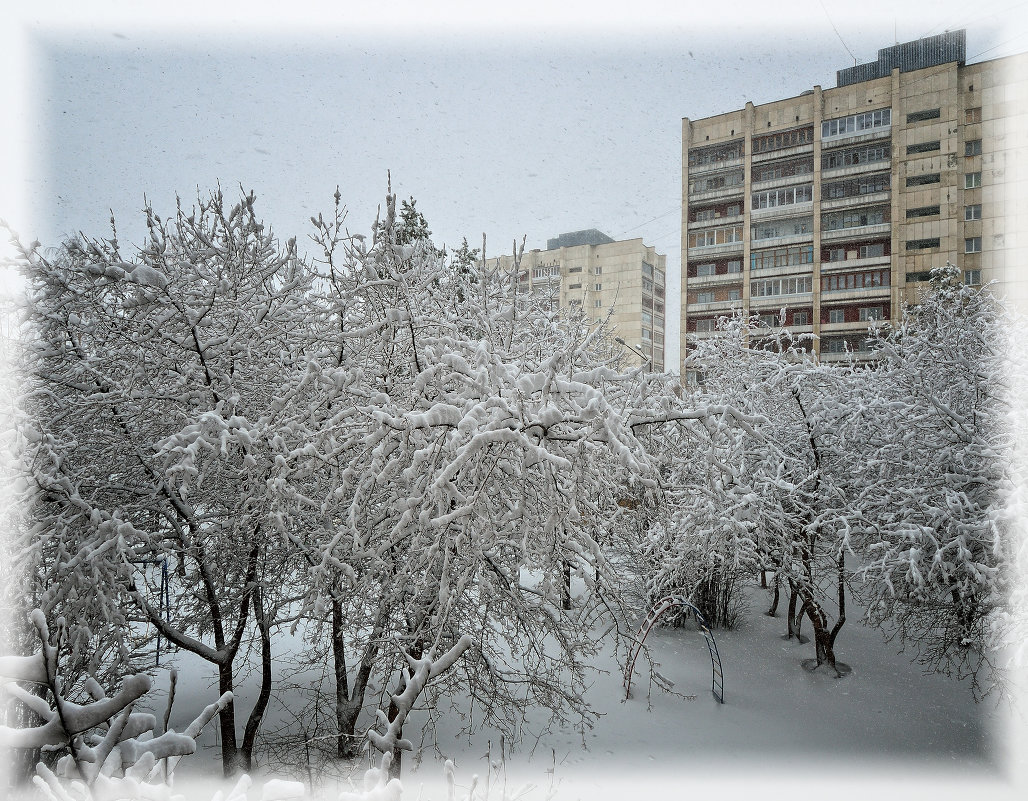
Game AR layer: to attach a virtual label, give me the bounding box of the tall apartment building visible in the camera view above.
[682,30,1028,369]
[486,229,668,371]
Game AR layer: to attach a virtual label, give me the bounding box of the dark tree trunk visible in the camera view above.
[766,573,780,617]
[240,585,273,772]
[217,663,243,776]
[786,584,800,638]
[333,596,389,760]
[561,560,572,610]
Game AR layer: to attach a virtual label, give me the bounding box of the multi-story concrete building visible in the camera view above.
[486,229,668,371]
[681,30,1028,369]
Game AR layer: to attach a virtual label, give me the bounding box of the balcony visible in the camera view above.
[751,143,814,164]
[687,299,743,313]
[687,241,744,258]
[751,173,815,193]
[751,201,813,220]
[819,191,891,211]
[689,213,744,230]
[688,155,744,175]
[821,223,891,242]
[749,291,813,309]
[688,271,744,286]
[819,286,891,302]
[820,254,891,271]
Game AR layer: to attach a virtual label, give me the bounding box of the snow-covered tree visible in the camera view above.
[284,187,659,773]
[8,189,321,775]
[852,266,1016,691]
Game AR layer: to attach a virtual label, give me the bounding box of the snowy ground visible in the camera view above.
[147,583,1024,801]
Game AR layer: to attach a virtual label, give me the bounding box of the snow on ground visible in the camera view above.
[146,583,1022,801]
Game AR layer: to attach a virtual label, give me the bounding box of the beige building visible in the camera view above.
[486,229,668,371]
[682,30,1028,369]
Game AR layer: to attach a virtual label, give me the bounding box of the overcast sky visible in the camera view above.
[2,1,1025,367]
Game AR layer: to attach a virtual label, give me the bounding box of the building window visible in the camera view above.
[751,216,814,241]
[690,168,745,194]
[568,266,582,273]
[751,244,814,270]
[689,224,744,248]
[858,306,883,322]
[965,236,982,253]
[696,263,716,277]
[641,328,651,341]
[965,172,982,188]
[750,275,813,297]
[758,313,778,327]
[822,143,891,170]
[694,318,715,333]
[906,238,941,250]
[752,126,815,153]
[965,139,983,156]
[906,108,941,123]
[752,184,813,210]
[965,204,982,220]
[642,262,654,278]
[728,289,741,301]
[828,309,845,324]
[906,173,941,187]
[822,172,890,200]
[689,139,744,167]
[726,204,741,217]
[965,107,982,124]
[859,243,886,259]
[964,269,982,285]
[821,109,891,138]
[726,259,743,273]
[792,311,810,326]
[594,266,603,275]
[594,299,603,308]
[822,269,890,292]
[696,291,715,304]
[595,283,603,291]
[906,205,940,219]
[906,141,941,154]
[568,283,582,289]
[822,206,888,231]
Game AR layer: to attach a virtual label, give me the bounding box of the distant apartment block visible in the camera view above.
[486,230,668,371]
[682,30,1028,369]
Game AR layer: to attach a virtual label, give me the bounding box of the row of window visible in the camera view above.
[753,157,814,183]
[695,259,743,277]
[752,126,815,154]
[822,268,890,292]
[823,172,890,199]
[690,169,745,194]
[750,244,814,271]
[826,242,886,261]
[752,184,813,210]
[689,224,744,249]
[752,216,813,241]
[689,140,744,167]
[821,108,891,139]
[751,275,813,297]
[694,203,741,222]
[822,143,891,170]
[822,206,889,231]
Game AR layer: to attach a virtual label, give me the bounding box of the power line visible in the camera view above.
[819,0,858,65]
[613,205,680,239]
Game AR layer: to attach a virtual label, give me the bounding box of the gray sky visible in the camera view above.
[2,1,1025,368]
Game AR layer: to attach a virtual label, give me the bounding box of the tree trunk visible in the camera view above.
[561,560,572,611]
[240,585,273,772]
[217,663,243,776]
[785,584,799,638]
[332,598,351,759]
[766,573,780,617]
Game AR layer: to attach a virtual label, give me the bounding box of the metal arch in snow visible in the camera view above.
[623,594,725,704]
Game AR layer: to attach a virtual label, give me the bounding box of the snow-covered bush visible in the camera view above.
[0,610,230,801]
